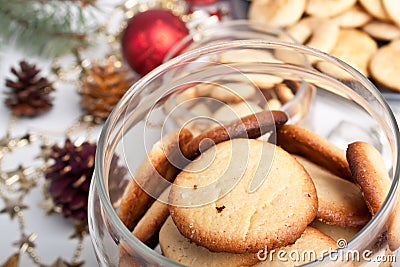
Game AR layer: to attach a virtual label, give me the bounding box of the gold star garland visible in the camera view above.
[0,0,220,265]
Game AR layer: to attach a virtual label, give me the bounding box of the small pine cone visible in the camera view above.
[5,61,54,117]
[79,58,135,122]
[45,139,96,222]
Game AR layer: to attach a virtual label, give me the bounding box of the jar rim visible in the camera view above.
[163,19,297,62]
[94,40,400,266]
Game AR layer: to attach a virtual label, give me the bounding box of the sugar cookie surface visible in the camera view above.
[295,155,371,227]
[159,217,259,267]
[169,139,318,253]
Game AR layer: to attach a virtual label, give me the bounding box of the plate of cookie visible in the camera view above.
[88,39,400,266]
[248,0,400,96]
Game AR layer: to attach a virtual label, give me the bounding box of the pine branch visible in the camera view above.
[0,0,98,57]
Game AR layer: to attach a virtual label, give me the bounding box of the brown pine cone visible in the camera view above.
[79,58,135,122]
[44,138,127,222]
[45,139,96,222]
[4,61,54,117]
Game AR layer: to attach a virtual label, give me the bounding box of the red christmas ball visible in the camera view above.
[121,9,189,76]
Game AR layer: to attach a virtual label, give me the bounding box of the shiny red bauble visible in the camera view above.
[121,9,189,76]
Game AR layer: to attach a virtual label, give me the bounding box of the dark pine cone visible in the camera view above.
[45,139,96,222]
[5,61,54,117]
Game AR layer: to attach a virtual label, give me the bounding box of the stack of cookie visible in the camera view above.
[248,0,400,92]
[118,110,399,266]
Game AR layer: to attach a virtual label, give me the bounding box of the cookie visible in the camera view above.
[369,39,400,92]
[328,29,377,77]
[118,128,193,230]
[209,82,256,103]
[213,101,263,123]
[331,4,372,28]
[295,155,371,227]
[248,0,306,27]
[183,110,288,160]
[346,141,400,250]
[359,0,391,21]
[169,139,318,253]
[346,141,391,215]
[287,17,339,55]
[253,227,338,266]
[306,0,357,18]
[362,20,400,41]
[382,0,400,27]
[310,220,361,243]
[132,187,170,244]
[159,217,259,267]
[276,124,352,180]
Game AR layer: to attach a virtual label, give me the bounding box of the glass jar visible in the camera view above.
[88,40,400,266]
[164,20,315,128]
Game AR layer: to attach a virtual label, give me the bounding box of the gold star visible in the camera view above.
[39,196,61,216]
[39,142,53,163]
[69,222,88,239]
[18,175,38,193]
[0,196,28,219]
[12,233,37,253]
[2,166,24,186]
[0,133,12,151]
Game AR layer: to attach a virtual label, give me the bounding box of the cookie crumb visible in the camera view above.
[193,184,198,190]
[216,205,226,213]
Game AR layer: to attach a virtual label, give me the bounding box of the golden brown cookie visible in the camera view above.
[131,187,170,244]
[295,155,371,227]
[253,227,338,266]
[169,139,318,254]
[118,128,193,231]
[369,39,400,92]
[183,110,288,160]
[346,141,391,215]
[159,217,259,267]
[276,124,352,181]
[346,141,400,250]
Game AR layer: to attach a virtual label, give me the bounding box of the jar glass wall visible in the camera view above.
[88,40,400,266]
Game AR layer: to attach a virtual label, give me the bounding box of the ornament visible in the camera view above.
[13,232,37,253]
[79,57,135,122]
[44,139,96,222]
[0,196,28,219]
[1,253,19,267]
[4,61,54,117]
[121,9,189,76]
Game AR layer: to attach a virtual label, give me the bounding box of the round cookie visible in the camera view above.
[159,217,259,267]
[276,124,352,181]
[169,139,318,253]
[346,141,400,251]
[295,155,371,227]
[253,227,338,266]
[346,141,391,215]
[119,128,193,230]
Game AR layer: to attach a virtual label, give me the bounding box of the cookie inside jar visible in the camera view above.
[88,41,400,267]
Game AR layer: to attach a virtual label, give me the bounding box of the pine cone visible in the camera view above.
[79,58,135,122]
[45,139,96,222]
[5,61,54,117]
